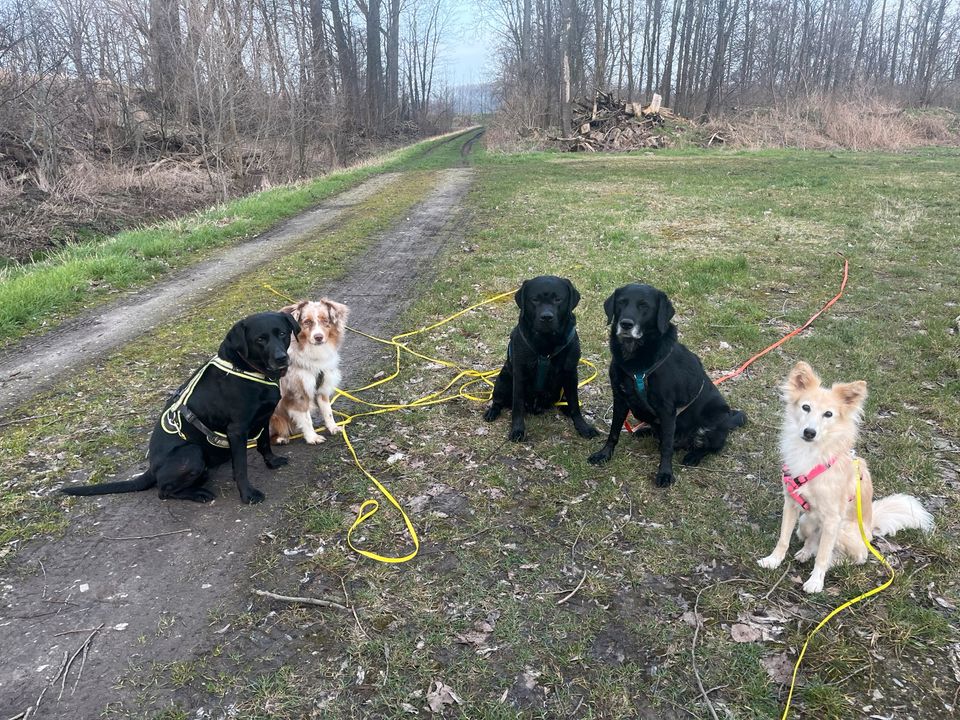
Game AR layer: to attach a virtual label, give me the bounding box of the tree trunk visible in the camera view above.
[365,0,384,133]
[386,0,401,122]
[149,0,182,111]
[560,0,574,132]
[659,0,682,105]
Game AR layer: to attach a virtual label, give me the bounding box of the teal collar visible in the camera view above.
[633,346,673,396]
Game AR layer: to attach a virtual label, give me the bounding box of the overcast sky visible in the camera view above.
[438,2,497,86]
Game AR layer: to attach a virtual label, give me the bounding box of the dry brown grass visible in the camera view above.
[0,159,223,262]
[714,93,960,150]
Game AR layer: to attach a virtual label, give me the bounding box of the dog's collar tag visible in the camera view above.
[634,373,647,395]
[631,346,673,397]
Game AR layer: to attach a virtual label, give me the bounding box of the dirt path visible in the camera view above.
[0,173,404,417]
[0,152,476,717]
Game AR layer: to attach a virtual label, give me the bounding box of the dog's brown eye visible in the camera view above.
[802,404,810,412]
[824,411,833,418]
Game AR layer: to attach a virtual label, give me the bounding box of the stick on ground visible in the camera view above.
[253,588,349,611]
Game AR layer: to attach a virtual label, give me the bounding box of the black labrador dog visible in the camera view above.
[483,275,599,442]
[62,312,299,504]
[587,283,745,486]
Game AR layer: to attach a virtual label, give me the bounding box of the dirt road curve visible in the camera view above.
[0,130,479,718]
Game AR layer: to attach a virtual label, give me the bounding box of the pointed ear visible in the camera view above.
[833,380,868,410]
[514,280,528,316]
[656,291,675,334]
[323,299,351,329]
[603,290,617,324]
[784,361,820,398]
[280,300,308,322]
[564,278,580,313]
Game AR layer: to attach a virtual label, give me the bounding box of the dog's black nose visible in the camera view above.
[803,428,817,440]
[619,318,635,330]
[539,311,555,322]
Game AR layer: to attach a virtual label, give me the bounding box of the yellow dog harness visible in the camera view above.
[160,356,279,449]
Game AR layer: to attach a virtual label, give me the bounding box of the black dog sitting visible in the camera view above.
[587,283,745,486]
[62,312,300,504]
[483,275,599,442]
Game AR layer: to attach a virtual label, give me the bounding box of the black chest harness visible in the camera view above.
[160,356,279,449]
[508,325,577,393]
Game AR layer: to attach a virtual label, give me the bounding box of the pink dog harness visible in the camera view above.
[782,457,837,511]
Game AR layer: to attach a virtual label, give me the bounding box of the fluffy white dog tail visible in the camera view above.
[872,494,934,537]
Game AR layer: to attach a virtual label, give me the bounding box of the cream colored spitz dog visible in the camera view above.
[758,362,933,593]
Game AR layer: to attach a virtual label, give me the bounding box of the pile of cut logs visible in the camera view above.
[557,91,675,152]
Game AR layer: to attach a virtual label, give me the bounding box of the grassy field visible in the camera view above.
[164,146,958,719]
[3,140,959,718]
[0,128,475,345]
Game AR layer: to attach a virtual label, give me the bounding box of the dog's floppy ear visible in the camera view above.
[564,278,581,314]
[656,290,675,334]
[603,289,618,324]
[280,300,308,322]
[221,318,248,359]
[784,361,820,398]
[322,298,351,329]
[515,280,529,317]
[833,380,868,411]
[282,311,301,339]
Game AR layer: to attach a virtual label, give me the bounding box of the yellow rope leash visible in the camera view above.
[261,283,597,563]
[780,458,895,718]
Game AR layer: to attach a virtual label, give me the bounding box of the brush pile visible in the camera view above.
[557,91,681,152]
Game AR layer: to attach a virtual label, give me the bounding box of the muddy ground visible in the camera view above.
[0,132,480,718]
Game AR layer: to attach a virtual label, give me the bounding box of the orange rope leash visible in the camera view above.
[625,256,849,432]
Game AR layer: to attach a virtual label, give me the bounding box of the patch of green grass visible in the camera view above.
[0,128,478,345]
[192,145,960,718]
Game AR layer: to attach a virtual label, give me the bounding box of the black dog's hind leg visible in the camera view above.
[157,446,215,503]
[588,387,629,464]
[560,366,599,439]
[681,409,745,466]
[257,416,288,470]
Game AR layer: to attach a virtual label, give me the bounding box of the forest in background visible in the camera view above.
[487,0,960,131]
[2,0,960,259]
[0,0,461,259]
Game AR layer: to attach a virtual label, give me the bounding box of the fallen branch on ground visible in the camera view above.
[252,588,350,611]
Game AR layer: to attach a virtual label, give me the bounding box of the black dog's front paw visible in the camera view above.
[508,424,526,442]
[191,488,216,503]
[654,471,675,487]
[264,454,288,469]
[588,446,613,465]
[241,487,266,504]
[483,405,502,422]
[575,420,601,439]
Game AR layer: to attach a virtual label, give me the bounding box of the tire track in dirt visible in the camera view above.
[0,161,475,717]
[0,172,405,418]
